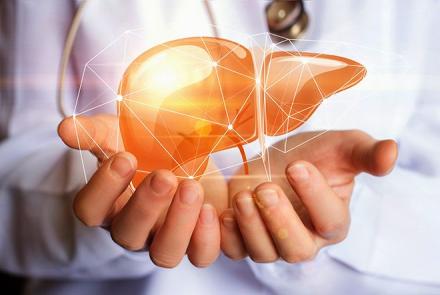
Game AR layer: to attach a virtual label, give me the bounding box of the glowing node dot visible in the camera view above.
[264,142,270,149]
[211,61,218,67]
[300,58,308,65]
[255,78,261,85]
[188,175,194,179]
[227,124,233,130]
[116,95,123,101]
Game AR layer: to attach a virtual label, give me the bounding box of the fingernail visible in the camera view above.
[200,204,215,224]
[222,216,236,229]
[255,189,278,208]
[235,196,255,217]
[179,184,200,205]
[150,173,173,194]
[287,163,309,182]
[110,153,135,177]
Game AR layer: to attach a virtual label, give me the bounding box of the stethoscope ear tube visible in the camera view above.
[56,0,91,118]
[56,0,308,118]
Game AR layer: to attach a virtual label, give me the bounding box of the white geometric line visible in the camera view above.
[75,98,118,116]
[213,67,231,123]
[326,68,366,97]
[230,86,256,125]
[73,67,87,115]
[123,102,190,176]
[86,32,126,65]
[215,42,242,64]
[288,102,321,118]
[87,65,118,96]
[193,128,229,176]
[265,60,304,91]
[304,63,326,101]
[124,98,229,128]
[75,119,109,159]
[199,37,230,123]
[215,63,256,80]
[73,117,88,184]
[199,156,262,177]
[116,102,121,151]
[287,64,304,115]
[285,130,330,153]
[264,92,291,117]
[231,129,262,157]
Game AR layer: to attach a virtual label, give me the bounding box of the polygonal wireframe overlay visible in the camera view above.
[71,26,408,184]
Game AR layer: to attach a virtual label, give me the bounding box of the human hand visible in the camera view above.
[222,130,398,262]
[58,115,227,268]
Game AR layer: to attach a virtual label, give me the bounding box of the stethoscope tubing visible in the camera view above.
[56,0,306,118]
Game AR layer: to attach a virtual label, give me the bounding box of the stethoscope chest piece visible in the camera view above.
[266,0,309,41]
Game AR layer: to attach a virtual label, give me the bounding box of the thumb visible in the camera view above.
[351,138,398,176]
[58,115,119,161]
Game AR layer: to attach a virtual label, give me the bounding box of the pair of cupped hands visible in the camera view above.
[58,114,397,268]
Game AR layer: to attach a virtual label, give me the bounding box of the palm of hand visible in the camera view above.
[229,130,395,228]
[60,115,393,229]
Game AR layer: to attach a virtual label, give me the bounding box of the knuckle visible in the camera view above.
[315,219,348,239]
[251,253,279,263]
[73,197,101,227]
[224,251,247,261]
[131,201,152,218]
[222,247,247,261]
[283,245,317,263]
[188,256,216,268]
[110,233,144,251]
[190,261,210,268]
[331,226,350,243]
[149,251,181,269]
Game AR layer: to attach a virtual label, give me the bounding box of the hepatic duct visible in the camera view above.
[118,37,366,185]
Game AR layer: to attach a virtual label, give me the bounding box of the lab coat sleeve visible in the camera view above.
[245,92,440,288]
[0,119,158,279]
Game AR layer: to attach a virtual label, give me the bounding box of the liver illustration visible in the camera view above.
[118,37,366,182]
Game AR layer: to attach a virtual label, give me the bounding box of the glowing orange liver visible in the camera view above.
[118,37,366,182]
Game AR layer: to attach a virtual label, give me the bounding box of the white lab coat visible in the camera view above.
[0,0,439,294]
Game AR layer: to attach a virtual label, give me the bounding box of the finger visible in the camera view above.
[233,191,278,263]
[58,115,119,160]
[187,204,221,267]
[219,209,247,260]
[286,161,349,244]
[110,170,178,251]
[253,183,318,263]
[350,134,398,176]
[74,152,137,227]
[149,180,204,268]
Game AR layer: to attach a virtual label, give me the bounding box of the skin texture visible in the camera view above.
[58,115,225,268]
[58,115,398,267]
[224,131,398,262]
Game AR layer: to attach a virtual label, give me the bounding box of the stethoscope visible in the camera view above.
[56,0,308,118]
